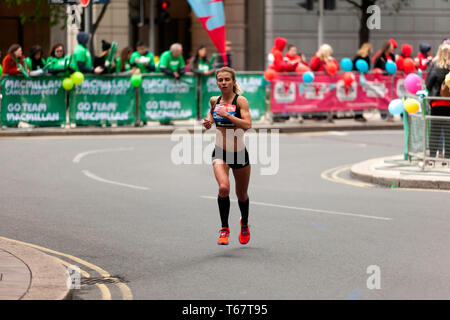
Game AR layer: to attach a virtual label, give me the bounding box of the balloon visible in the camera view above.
[0,64,2,76]
[70,71,84,85]
[373,68,383,74]
[303,71,314,83]
[340,58,353,72]
[264,69,276,82]
[404,73,422,95]
[62,78,74,91]
[130,74,142,87]
[445,73,450,87]
[325,62,338,75]
[404,98,420,114]
[343,72,355,86]
[296,63,310,74]
[385,61,397,74]
[388,99,404,115]
[403,58,415,73]
[356,59,369,73]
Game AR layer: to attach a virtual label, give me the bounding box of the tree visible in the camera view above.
[343,0,412,47]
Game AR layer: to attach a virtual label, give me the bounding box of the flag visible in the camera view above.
[187,0,227,66]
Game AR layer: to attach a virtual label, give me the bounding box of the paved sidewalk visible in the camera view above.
[350,155,450,190]
[0,237,71,300]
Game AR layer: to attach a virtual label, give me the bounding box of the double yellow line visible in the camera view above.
[0,236,133,300]
[321,164,374,188]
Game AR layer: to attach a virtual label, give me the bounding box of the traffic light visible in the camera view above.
[297,0,313,11]
[158,0,171,24]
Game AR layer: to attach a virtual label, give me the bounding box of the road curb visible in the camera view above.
[0,122,403,137]
[350,155,450,190]
[0,237,71,300]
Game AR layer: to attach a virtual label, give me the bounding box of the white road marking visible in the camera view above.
[201,196,392,221]
[82,170,149,190]
[73,147,134,163]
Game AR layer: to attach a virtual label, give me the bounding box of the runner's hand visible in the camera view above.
[203,119,212,130]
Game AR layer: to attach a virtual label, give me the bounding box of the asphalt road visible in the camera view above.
[0,130,449,300]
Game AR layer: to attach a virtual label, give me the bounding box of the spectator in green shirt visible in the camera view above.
[115,46,139,74]
[189,45,214,76]
[25,45,46,76]
[47,43,70,75]
[157,43,186,80]
[130,41,155,74]
[70,32,103,74]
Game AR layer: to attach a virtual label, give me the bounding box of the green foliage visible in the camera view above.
[5,0,66,27]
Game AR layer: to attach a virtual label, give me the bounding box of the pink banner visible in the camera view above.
[270,73,426,114]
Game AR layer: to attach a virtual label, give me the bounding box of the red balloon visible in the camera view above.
[343,72,355,86]
[403,58,415,73]
[325,62,338,75]
[264,69,277,82]
[296,63,310,74]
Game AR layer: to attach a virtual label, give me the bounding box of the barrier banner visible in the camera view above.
[200,73,266,120]
[69,75,136,126]
[270,73,395,113]
[0,76,66,126]
[140,74,197,122]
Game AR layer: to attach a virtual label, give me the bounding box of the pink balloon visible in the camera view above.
[404,73,422,95]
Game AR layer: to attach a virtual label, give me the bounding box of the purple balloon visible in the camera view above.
[404,73,422,95]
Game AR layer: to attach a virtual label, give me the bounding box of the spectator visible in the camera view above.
[70,32,103,74]
[352,42,372,71]
[309,43,338,73]
[372,38,398,64]
[416,42,433,71]
[94,40,115,74]
[426,44,450,159]
[130,41,156,74]
[47,43,70,75]
[2,44,27,76]
[374,41,396,71]
[269,37,297,72]
[395,43,414,72]
[25,45,45,72]
[189,45,214,76]
[157,43,186,80]
[115,47,138,74]
[214,40,232,68]
[285,44,308,67]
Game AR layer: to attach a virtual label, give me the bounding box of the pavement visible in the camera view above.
[1,114,448,300]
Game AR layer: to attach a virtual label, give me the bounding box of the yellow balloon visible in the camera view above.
[445,74,450,87]
[404,98,420,114]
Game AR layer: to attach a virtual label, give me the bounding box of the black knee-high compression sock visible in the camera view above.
[217,196,230,228]
[238,198,249,225]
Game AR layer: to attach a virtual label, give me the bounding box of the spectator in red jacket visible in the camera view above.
[285,44,308,67]
[372,38,398,64]
[415,42,433,71]
[269,37,297,72]
[396,43,413,72]
[309,43,338,73]
[2,44,27,76]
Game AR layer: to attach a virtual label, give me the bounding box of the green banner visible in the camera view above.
[0,76,66,126]
[139,74,197,122]
[69,75,136,126]
[200,73,266,120]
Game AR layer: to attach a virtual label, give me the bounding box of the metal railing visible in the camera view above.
[405,96,450,169]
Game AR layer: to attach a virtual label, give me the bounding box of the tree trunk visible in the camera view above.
[359,0,372,47]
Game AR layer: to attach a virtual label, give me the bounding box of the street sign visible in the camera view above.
[48,0,109,5]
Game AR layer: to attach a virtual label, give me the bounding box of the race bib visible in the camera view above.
[213,104,236,126]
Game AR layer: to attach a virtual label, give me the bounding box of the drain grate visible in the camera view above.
[81,276,127,286]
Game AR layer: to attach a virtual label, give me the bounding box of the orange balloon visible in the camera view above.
[403,58,415,73]
[343,72,355,86]
[264,69,277,81]
[325,62,338,75]
[296,63,310,74]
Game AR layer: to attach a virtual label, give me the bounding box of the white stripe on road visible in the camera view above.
[73,147,134,163]
[82,170,149,190]
[201,196,392,221]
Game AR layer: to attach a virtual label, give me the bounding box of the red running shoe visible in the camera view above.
[217,227,230,245]
[239,220,250,245]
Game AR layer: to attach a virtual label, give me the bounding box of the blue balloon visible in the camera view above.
[356,59,369,73]
[388,99,404,115]
[340,58,353,72]
[303,71,314,83]
[385,61,397,74]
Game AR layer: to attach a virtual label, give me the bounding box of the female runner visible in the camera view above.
[203,67,252,245]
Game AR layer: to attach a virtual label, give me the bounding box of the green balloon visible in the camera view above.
[70,72,84,85]
[0,64,3,76]
[62,78,74,91]
[130,74,142,87]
